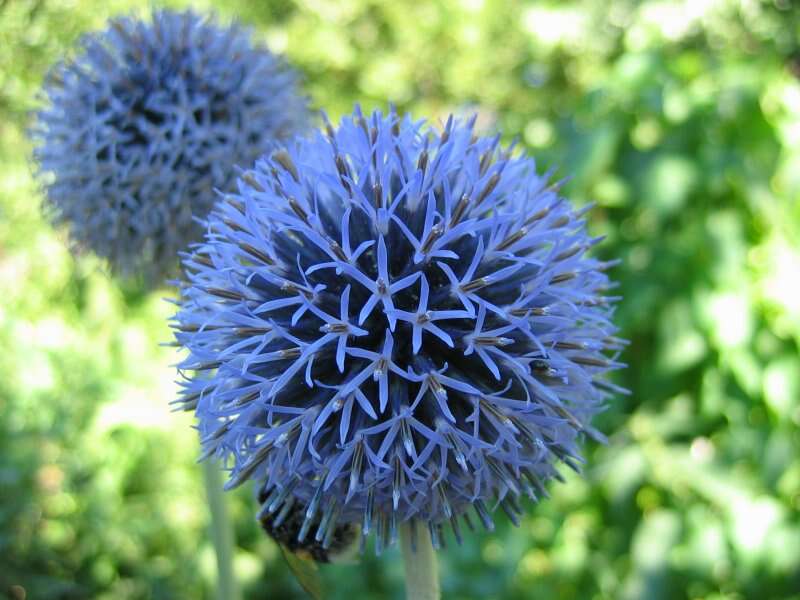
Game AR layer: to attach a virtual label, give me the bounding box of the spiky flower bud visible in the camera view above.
[173,108,625,551]
[31,10,308,284]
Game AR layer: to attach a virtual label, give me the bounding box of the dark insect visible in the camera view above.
[258,488,360,599]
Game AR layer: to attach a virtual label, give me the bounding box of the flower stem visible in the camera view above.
[400,521,440,600]
[203,459,241,600]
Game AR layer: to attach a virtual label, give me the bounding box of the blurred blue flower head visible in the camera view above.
[32,9,308,283]
[173,107,625,551]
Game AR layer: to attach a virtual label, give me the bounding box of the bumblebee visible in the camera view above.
[258,489,359,599]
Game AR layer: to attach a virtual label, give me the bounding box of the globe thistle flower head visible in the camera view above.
[32,9,308,285]
[173,107,626,551]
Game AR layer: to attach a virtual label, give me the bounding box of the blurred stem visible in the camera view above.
[400,521,440,600]
[203,459,241,600]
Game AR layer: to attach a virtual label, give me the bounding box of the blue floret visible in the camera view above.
[32,9,308,284]
[173,107,626,550]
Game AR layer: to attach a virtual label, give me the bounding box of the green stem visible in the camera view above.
[400,521,440,600]
[203,459,241,600]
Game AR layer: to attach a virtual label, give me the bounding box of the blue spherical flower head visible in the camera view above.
[173,108,626,552]
[32,10,308,285]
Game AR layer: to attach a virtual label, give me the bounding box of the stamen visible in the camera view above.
[478,151,493,175]
[206,287,245,301]
[509,305,549,317]
[242,172,264,192]
[460,277,488,293]
[234,326,272,336]
[524,206,550,226]
[571,356,611,368]
[449,193,470,228]
[420,223,443,254]
[495,227,528,251]
[478,397,517,433]
[225,442,276,490]
[222,218,246,233]
[335,155,352,194]
[417,149,429,174]
[328,239,348,261]
[475,173,500,206]
[555,244,583,261]
[192,253,213,267]
[238,242,274,265]
[288,197,309,224]
[272,149,299,182]
[554,341,586,350]
[549,272,577,284]
[473,336,513,347]
[190,361,221,371]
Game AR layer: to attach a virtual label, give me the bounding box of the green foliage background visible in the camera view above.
[2,0,799,598]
